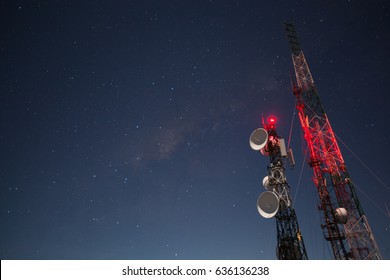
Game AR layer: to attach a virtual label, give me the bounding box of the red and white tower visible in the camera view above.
[284,21,382,260]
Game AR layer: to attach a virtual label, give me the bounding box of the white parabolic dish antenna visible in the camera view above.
[335,207,348,224]
[262,176,273,191]
[249,128,268,151]
[257,191,279,218]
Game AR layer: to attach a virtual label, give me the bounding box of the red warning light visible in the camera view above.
[265,116,277,130]
[268,117,276,124]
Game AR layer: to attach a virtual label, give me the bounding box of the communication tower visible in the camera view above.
[250,117,308,259]
[283,21,382,259]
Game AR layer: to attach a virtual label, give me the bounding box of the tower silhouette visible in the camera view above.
[283,21,381,260]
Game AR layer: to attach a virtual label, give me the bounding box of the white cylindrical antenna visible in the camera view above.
[279,138,287,157]
[288,148,295,167]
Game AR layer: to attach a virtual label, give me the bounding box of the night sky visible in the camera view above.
[1,1,389,260]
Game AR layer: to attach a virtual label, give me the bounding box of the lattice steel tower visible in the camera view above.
[250,117,308,259]
[284,21,381,260]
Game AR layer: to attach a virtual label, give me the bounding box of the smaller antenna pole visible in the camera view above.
[250,116,308,259]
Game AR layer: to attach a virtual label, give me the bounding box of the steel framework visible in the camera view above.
[284,21,381,260]
[262,119,308,259]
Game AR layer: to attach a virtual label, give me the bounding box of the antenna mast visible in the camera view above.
[250,117,308,259]
[283,21,382,260]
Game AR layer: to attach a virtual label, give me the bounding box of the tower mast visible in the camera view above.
[283,21,381,259]
[250,117,308,259]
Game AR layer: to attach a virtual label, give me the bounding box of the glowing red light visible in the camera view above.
[268,117,276,124]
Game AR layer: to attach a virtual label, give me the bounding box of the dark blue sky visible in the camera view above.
[1,0,389,259]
